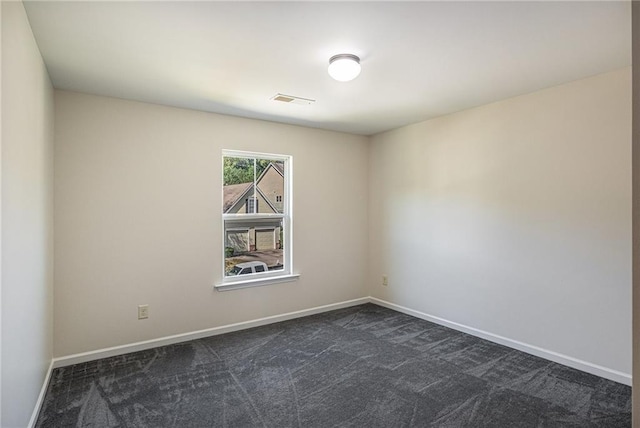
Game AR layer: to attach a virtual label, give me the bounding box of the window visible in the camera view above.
[246,197,258,213]
[221,150,292,286]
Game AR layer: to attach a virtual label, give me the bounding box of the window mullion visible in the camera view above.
[253,158,257,214]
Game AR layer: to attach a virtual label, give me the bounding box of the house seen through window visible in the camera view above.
[222,151,291,281]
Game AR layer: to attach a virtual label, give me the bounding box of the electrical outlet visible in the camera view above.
[382,275,388,286]
[138,304,149,320]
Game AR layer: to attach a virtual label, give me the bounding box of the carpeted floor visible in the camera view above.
[36,304,631,427]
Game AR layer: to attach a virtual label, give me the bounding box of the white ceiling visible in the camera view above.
[23,1,631,136]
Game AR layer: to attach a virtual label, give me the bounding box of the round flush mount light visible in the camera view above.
[328,54,361,82]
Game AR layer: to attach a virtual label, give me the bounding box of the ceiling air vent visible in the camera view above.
[271,93,315,105]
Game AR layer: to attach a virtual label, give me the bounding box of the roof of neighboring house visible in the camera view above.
[223,182,252,212]
[256,161,284,183]
[272,162,284,176]
[223,182,281,214]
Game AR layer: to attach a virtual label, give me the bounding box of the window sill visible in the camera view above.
[214,274,300,291]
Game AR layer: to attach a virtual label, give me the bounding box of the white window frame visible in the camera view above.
[216,150,298,291]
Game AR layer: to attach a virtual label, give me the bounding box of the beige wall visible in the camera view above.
[369,68,632,378]
[632,2,639,425]
[1,2,55,427]
[54,91,369,357]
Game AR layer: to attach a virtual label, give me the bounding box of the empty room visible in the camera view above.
[2,1,637,427]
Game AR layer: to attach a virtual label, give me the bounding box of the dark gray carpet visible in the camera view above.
[36,304,631,427]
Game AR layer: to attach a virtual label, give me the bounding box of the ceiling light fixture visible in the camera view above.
[328,54,361,82]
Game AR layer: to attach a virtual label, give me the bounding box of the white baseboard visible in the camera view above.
[51,295,631,387]
[53,297,370,368]
[370,297,631,386]
[28,359,54,428]
[36,295,631,426]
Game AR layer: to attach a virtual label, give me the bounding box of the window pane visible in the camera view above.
[255,158,285,214]
[224,218,284,277]
[223,156,286,215]
[223,156,256,214]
